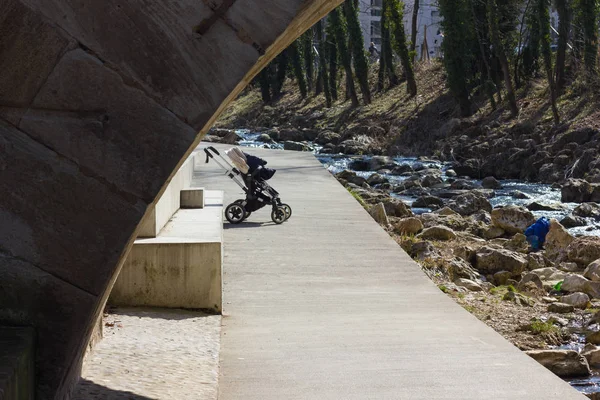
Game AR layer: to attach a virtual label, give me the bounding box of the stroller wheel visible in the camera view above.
[271,207,286,224]
[280,204,292,220]
[225,203,246,224]
[234,199,251,221]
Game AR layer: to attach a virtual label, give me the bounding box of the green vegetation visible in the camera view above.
[527,319,559,335]
[347,188,367,208]
[490,285,518,295]
[439,285,449,293]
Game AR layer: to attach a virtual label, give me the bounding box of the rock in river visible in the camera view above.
[526,350,591,378]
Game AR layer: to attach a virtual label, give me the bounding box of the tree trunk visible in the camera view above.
[514,0,533,89]
[316,20,332,107]
[580,0,598,73]
[470,0,496,109]
[438,0,473,116]
[330,7,359,106]
[289,40,307,98]
[270,51,288,100]
[554,0,570,93]
[343,0,372,104]
[258,66,272,103]
[388,0,417,96]
[487,0,518,116]
[327,26,339,101]
[410,0,420,64]
[538,0,560,124]
[303,30,314,92]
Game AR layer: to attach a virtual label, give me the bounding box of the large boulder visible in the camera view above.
[369,203,389,225]
[448,192,492,216]
[475,247,528,277]
[561,292,591,309]
[454,278,483,291]
[562,179,594,203]
[567,237,600,266]
[548,302,574,313]
[527,252,548,271]
[383,199,413,218]
[482,176,502,189]
[545,219,575,261]
[283,141,310,152]
[413,196,444,210]
[562,274,600,299]
[583,347,600,367]
[560,215,587,228]
[336,139,369,155]
[369,156,396,171]
[573,203,600,218]
[336,170,367,187]
[315,130,341,145]
[279,128,305,142]
[491,206,536,234]
[394,217,424,235]
[390,164,414,175]
[417,226,457,241]
[256,133,274,143]
[526,350,591,378]
[447,258,480,281]
[584,259,600,282]
[366,173,388,186]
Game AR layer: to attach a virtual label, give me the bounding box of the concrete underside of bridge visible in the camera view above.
[0,0,341,398]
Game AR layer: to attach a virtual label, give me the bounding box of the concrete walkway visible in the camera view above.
[197,144,585,400]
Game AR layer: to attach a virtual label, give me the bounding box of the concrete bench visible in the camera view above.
[109,191,223,313]
[138,155,196,238]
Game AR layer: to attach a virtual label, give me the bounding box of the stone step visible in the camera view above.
[110,190,223,313]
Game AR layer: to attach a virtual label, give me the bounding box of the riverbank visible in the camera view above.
[214,60,600,187]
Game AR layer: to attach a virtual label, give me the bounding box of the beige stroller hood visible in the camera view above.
[225,147,249,174]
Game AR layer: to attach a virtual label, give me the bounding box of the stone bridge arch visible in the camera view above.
[0,1,341,398]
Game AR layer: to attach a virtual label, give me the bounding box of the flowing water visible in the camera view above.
[236,129,600,236]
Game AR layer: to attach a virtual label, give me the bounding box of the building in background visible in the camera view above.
[357,1,443,60]
[357,1,562,61]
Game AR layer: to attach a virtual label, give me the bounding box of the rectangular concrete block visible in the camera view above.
[181,188,205,209]
[0,326,35,400]
[109,241,222,312]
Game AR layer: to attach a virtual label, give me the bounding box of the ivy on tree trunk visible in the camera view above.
[316,19,332,107]
[343,0,372,104]
[487,0,519,116]
[387,0,417,96]
[289,40,307,98]
[330,7,359,107]
[538,0,560,124]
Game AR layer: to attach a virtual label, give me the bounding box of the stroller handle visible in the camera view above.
[203,146,221,163]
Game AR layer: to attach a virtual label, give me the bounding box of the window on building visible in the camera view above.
[373,38,382,46]
[370,20,381,37]
[371,0,382,7]
[371,8,382,16]
[431,10,439,18]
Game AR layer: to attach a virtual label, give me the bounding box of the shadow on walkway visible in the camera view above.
[74,379,155,400]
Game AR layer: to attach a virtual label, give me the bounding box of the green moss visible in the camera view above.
[439,285,449,293]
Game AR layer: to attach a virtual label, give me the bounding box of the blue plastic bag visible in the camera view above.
[525,217,550,250]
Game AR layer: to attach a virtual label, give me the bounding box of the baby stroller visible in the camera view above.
[203,146,292,224]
